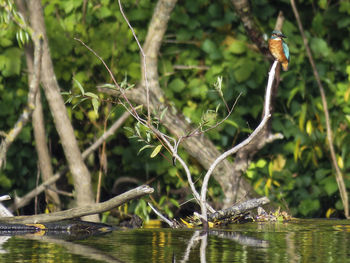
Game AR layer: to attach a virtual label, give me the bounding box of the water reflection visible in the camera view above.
[0,220,349,262]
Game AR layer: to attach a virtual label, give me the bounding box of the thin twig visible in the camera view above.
[148,202,174,227]
[117,0,151,122]
[290,0,349,218]
[74,38,144,124]
[173,65,210,70]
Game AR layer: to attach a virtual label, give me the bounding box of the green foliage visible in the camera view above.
[0,0,350,219]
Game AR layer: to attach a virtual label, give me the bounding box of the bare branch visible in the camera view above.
[199,61,278,227]
[82,111,130,159]
[3,185,154,224]
[148,202,174,227]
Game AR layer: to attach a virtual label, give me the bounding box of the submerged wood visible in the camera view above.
[208,197,270,222]
[0,185,154,224]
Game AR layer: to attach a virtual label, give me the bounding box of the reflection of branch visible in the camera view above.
[24,235,125,263]
[290,0,349,219]
[209,230,269,248]
[0,38,42,168]
[200,233,207,263]
[180,231,200,263]
[3,185,154,224]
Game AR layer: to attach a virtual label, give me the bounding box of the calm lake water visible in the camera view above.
[0,219,349,262]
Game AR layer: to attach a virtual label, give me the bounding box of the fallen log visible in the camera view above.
[149,196,271,228]
[0,185,153,224]
[208,197,270,222]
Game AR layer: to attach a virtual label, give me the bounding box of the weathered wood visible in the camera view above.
[208,197,270,222]
[0,185,153,224]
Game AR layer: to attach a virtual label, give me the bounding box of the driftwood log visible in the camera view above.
[0,185,153,224]
[208,197,270,222]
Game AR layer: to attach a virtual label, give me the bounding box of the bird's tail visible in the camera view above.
[281,61,288,71]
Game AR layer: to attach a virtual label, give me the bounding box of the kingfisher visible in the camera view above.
[268,30,290,71]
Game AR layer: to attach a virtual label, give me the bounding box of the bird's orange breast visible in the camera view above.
[268,39,288,62]
[268,39,289,71]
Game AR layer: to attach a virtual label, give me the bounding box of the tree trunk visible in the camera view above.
[32,90,61,211]
[27,0,97,221]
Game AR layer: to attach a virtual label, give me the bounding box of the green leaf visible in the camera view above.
[168,78,186,92]
[321,176,338,196]
[0,48,22,77]
[202,39,222,60]
[85,92,99,99]
[256,159,267,168]
[150,145,162,158]
[169,198,180,208]
[224,119,238,128]
[73,78,85,95]
[298,199,320,216]
[91,98,99,116]
[123,127,134,134]
[228,41,246,54]
[233,60,255,83]
[138,144,153,154]
[310,38,330,57]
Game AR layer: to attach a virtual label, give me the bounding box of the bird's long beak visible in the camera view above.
[280,33,287,38]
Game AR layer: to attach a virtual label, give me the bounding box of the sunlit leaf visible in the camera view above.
[306,120,313,135]
[326,208,336,218]
[273,154,286,172]
[150,144,162,158]
[256,159,267,168]
[337,156,344,169]
[138,144,153,154]
[294,138,300,162]
[85,92,99,99]
[299,103,307,132]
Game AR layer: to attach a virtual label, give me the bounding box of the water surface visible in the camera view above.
[0,219,349,262]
